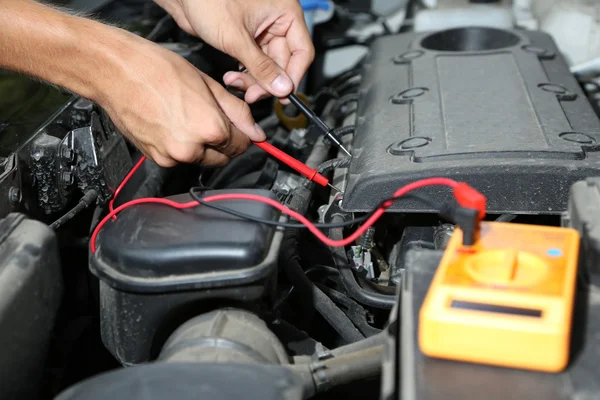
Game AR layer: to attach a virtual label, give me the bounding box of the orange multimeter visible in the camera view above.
[419,221,580,372]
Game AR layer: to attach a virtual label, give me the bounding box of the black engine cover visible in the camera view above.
[343,27,600,214]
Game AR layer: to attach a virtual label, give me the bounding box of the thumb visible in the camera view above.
[237,36,294,98]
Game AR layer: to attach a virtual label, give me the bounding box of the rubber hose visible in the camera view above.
[330,332,386,357]
[331,125,356,138]
[317,157,351,175]
[208,146,266,188]
[333,93,359,115]
[320,345,383,388]
[329,215,396,310]
[50,189,98,230]
[281,141,362,342]
[225,171,262,189]
[289,345,384,397]
[304,136,330,170]
[281,230,365,344]
[336,78,361,96]
[331,69,362,89]
[258,114,281,132]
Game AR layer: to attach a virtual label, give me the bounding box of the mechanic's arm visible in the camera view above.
[154,0,316,104]
[0,0,266,167]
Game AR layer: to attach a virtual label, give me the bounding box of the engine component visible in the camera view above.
[90,189,284,366]
[329,215,396,310]
[381,247,600,400]
[54,363,305,400]
[344,27,600,214]
[566,177,600,283]
[0,94,132,220]
[389,227,435,286]
[59,111,131,204]
[351,245,375,279]
[0,213,63,399]
[159,309,289,364]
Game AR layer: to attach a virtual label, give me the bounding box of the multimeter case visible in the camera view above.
[380,247,600,400]
[90,189,284,366]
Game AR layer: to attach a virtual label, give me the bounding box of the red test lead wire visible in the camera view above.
[254,141,329,187]
[108,155,147,217]
[90,177,463,254]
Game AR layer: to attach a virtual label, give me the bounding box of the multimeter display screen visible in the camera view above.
[450,300,542,318]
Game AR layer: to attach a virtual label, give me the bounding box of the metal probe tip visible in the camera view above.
[325,133,352,157]
[339,143,352,157]
[327,183,342,193]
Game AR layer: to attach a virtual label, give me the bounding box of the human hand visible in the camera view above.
[154,0,315,104]
[97,38,266,167]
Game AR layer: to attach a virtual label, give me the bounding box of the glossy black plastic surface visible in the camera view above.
[92,190,281,291]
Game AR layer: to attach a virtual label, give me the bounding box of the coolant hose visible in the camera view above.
[319,346,383,388]
[330,331,386,357]
[289,345,384,397]
[281,229,364,344]
[329,215,396,310]
[281,182,364,344]
[225,171,262,189]
[208,146,267,188]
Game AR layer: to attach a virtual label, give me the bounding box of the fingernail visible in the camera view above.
[228,79,244,89]
[254,123,267,141]
[271,74,293,94]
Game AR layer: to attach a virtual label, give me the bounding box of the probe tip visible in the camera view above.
[328,183,342,193]
[340,145,352,157]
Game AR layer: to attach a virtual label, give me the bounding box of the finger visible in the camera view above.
[223,71,256,92]
[149,151,178,168]
[245,84,269,104]
[208,122,250,158]
[212,124,250,158]
[233,34,294,98]
[200,148,230,167]
[203,73,266,142]
[285,18,315,90]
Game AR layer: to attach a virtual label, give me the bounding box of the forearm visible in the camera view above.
[0,0,137,104]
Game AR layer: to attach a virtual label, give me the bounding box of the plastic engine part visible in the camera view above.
[567,177,600,283]
[159,309,289,365]
[54,363,304,400]
[344,27,600,214]
[90,189,284,366]
[0,214,63,399]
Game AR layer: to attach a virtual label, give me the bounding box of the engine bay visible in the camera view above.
[3,0,600,399]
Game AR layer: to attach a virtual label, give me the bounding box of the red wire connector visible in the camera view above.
[453,182,486,220]
[449,183,487,246]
